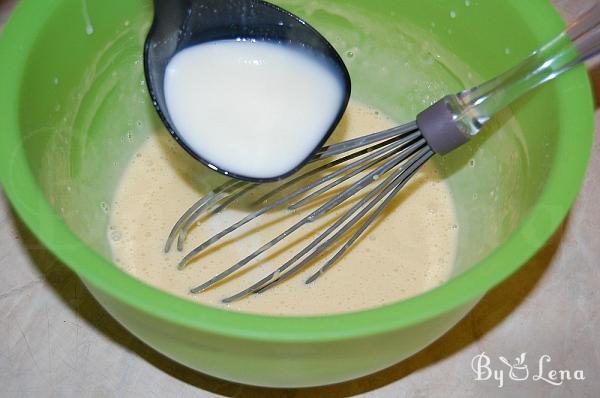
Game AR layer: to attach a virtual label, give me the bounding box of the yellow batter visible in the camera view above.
[109,101,457,315]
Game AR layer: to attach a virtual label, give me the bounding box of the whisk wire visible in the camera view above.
[190,138,426,293]
[313,121,418,160]
[304,148,434,284]
[251,128,417,206]
[210,183,259,215]
[170,122,419,254]
[287,132,422,210]
[164,179,243,253]
[178,133,423,269]
[176,180,251,251]
[221,146,431,302]
[253,147,433,295]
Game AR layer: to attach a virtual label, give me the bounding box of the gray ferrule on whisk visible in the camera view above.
[416,96,470,155]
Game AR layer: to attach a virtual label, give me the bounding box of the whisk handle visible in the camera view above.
[566,1,600,61]
[417,3,600,154]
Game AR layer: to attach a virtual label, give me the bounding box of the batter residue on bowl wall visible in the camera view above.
[108,101,458,316]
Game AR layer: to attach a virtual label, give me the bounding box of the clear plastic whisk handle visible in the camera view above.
[449,2,600,137]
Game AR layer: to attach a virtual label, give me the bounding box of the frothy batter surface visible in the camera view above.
[109,101,457,316]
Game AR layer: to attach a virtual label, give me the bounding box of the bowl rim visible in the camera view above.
[0,0,593,342]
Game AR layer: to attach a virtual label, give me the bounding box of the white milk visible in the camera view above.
[164,39,346,179]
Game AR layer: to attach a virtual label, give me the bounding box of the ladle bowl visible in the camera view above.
[144,0,351,181]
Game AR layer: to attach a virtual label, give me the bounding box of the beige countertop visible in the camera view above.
[1,0,599,397]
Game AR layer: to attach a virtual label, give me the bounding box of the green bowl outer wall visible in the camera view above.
[0,0,593,387]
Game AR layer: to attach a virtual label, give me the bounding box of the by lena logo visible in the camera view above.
[471,352,585,388]
[498,353,529,381]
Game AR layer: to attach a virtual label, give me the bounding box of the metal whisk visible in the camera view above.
[165,4,600,302]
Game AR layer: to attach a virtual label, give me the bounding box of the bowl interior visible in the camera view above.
[1,0,592,334]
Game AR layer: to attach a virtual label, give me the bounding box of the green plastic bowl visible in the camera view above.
[0,0,593,387]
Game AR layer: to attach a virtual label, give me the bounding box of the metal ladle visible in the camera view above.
[143,0,351,182]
